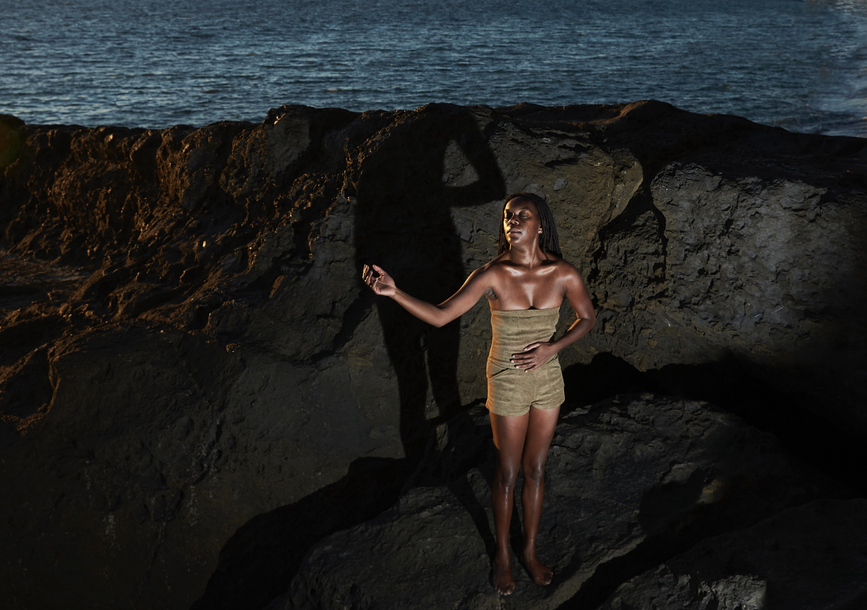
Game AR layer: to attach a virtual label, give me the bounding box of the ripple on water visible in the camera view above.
[0,0,865,135]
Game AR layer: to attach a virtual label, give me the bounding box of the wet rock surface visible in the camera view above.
[0,103,865,609]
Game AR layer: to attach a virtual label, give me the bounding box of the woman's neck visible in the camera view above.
[507,244,548,267]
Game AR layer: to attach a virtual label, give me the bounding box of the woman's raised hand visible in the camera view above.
[362,264,396,296]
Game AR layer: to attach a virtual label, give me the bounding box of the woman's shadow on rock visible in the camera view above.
[192,105,505,610]
[352,103,506,459]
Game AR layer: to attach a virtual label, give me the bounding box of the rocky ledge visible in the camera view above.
[279,395,840,609]
[0,102,865,609]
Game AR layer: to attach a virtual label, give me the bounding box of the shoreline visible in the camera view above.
[4,99,866,140]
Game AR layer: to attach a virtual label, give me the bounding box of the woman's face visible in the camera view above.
[503,198,541,247]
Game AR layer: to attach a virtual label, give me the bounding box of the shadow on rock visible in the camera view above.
[647,356,867,494]
[195,402,500,610]
[565,351,867,496]
[600,499,867,610]
[352,104,505,459]
[561,352,660,415]
[191,456,415,610]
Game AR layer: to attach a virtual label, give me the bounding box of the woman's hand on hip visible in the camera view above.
[510,342,557,372]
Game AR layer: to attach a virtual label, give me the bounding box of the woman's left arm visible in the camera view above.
[511,265,596,371]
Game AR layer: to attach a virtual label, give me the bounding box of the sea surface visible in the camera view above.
[1,0,866,136]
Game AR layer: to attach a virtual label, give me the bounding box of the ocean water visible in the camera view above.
[1,0,865,136]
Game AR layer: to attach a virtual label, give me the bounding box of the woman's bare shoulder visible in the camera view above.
[462,255,511,298]
[547,254,586,281]
[472,253,510,276]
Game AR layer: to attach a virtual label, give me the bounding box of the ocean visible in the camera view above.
[1,0,865,136]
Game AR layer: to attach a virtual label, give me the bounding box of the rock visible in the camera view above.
[279,396,837,609]
[600,498,867,610]
[0,102,865,608]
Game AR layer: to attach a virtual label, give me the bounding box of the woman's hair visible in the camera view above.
[497,192,562,257]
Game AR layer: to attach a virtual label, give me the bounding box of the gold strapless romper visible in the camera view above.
[485,308,565,417]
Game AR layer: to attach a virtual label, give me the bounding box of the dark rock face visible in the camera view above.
[0,103,865,609]
[601,499,867,610]
[280,396,835,609]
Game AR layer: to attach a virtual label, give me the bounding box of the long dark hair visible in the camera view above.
[497,192,562,257]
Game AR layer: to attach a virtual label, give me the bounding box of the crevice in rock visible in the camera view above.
[586,184,667,293]
[553,497,761,610]
[598,186,658,244]
[648,195,668,284]
[183,297,228,332]
[646,357,867,494]
[543,157,585,169]
[564,353,866,496]
[0,314,64,366]
[0,345,53,427]
[286,179,343,263]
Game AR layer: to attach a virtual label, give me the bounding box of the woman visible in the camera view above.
[362,192,595,595]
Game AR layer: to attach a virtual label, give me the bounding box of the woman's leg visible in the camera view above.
[520,406,560,585]
[489,411,530,595]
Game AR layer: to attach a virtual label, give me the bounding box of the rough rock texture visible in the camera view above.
[280,395,836,609]
[601,498,867,610]
[0,102,866,609]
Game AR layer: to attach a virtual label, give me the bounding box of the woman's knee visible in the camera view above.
[522,458,546,484]
[495,461,520,489]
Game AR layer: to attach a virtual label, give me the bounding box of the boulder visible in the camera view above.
[280,395,837,609]
[0,103,865,608]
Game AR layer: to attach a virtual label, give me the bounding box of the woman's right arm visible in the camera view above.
[362,264,491,328]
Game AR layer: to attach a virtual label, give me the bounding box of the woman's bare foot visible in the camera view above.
[492,556,516,595]
[521,551,553,586]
